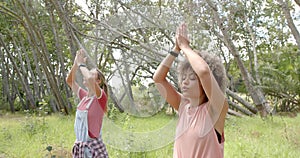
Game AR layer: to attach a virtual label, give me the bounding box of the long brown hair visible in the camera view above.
[96,69,108,112]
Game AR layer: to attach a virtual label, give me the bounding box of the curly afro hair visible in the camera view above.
[177,50,227,93]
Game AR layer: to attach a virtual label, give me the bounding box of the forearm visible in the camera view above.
[66,63,78,86]
[78,64,97,91]
[78,64,91,79]
[153,53,176,83]
[181,46,210,77]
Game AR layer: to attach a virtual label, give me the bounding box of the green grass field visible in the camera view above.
[0,112,299,158]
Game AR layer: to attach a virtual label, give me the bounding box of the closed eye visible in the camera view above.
[181,73,197,82]
[181,74,186,81]
[189,73,197,80]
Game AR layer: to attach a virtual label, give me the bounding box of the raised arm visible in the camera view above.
[76,49,102,98]
[81,66,102,98]
[66,49,102,98]
[176,23,228,133]
[66,53,80,94]
[153,46,182,110]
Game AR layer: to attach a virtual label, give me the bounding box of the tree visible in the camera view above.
[0,0,298,116]
[277,0,300,50]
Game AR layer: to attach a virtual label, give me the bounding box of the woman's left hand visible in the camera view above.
[176,23,190,50]
[75,49,87,66]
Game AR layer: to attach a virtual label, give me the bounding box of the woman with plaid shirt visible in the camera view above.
[66,49,109,158]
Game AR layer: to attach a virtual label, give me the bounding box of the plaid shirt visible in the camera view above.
[72,138,108,158]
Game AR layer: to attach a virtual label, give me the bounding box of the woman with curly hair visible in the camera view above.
[153,23,228,158]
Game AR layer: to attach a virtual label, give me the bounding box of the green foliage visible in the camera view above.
[259,45,300,112]
[107,102,120,120]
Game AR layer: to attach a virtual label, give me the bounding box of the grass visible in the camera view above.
[0,112,299,158]
[0,113,74,158]
[225,115,300,158]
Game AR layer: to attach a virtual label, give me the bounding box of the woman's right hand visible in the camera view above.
[173,37,181,53]
[176,23,190,50]
[75,49,87,66]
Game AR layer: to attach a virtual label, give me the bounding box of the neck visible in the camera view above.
[188,95,207,107]
[87,89,95,97]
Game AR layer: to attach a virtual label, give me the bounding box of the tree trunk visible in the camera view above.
[206,0,272,117]
[12,34,37,104]
[226,89,258,114]
[0,48,15,113]
[108,85,125,112]
[110,51,137,114]
[227,109,244,117]
[294,0,300,7]
[228,100,254,116]
[15,0,69,114]
[244,14,261,85]
[278,0,300,50]
[46,1,73,110]
[124,53,136,113]
[49,0,77,57]
[13,81,26,110]
[0,35,36,108]
[16,31,41,100]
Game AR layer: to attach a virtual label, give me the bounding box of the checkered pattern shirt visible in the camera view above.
[72,138,108,158]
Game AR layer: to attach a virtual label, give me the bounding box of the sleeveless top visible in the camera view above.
[174,102,225,158]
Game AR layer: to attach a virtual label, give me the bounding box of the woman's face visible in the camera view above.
[83,69,100,87]
[180,69,204,98]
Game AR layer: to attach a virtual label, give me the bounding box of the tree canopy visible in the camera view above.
[0,0,299,116]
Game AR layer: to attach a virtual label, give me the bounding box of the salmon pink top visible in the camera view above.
[174,101,225,158]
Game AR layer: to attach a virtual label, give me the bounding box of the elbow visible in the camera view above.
[224,100,229,111]
[66,76,72,87]
[196,65,210,78]
[153,73,163,83]
[153,74,158,83]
